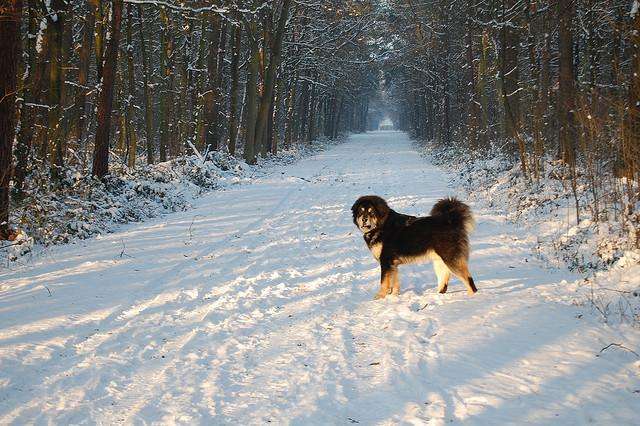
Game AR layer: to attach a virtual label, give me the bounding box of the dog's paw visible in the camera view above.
[374,292,387,300]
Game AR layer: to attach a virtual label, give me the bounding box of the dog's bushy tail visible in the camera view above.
[430,197,475,233]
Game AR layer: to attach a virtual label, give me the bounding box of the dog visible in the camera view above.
[351,195,477,299]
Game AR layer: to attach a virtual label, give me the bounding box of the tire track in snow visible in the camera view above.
[71,179,315,423]
[115,180,304,322]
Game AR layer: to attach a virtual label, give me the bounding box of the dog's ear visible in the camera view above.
[372,197,390,223]
[351,199,361,222]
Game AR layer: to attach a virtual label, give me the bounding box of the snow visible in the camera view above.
[1,132,639,424]
[3,142,332,265]
[35,18,48,54]
[43,0,58,23]
[421,139,640,326]
[378,117,394,130]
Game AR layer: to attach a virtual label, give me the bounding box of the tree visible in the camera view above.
[70,0,97,159]
[557,0,576,164]
[138,4,154,164]
[0,0,22,239]
[47,0,69,183]
[254,0,291,156]
[625,1,640,179]
[228,19,242,155]
[92,0,123,178]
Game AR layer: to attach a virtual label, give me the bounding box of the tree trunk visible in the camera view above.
[465,15,481,148]
[138,5,154,164]
[307,83,316,142]
[539,20,551,141]
[333,96,344,140]
[0,0,22,238]
[254,0,292,155]
[528,0,543,178]
[557,0,576,164]
[212,20,227,151]
[442,27,451,145]
[94,0,104,80]
[158,7,172,162]
[267,84,277,154]
[47,0,68,184]
[284,73,297,147]
[13,0,39,196]
[125,4,137,168]
[203,14,221,152]
[243,20,260,164]
[70,0,96,164]
[625,2,640,179]
[228,21,241,155]
[500,0,521,140]
[478,30,490,141]
[92,0,123,178]
[297,80,309,141]
[557,0,579,222]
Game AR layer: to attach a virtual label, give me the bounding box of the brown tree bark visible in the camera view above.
[47,0,68,183]
[158,7,172,162]
[211,20,227,151]
[557,0,579,222]
[125,4,137,168]
[70,0,96,164]
[465,14,482,148]
[228,21,242,155]
[243,19,260,164]
[539,19,551,141]
[254,0,291,155]
[94,0,104,80]
[202,14,221,152]
[138,5,154,164]
[284,74,297,147]
[92,0,123,178]
[500,0,521,140]
[442,24,451,145]
[625,2,640,179]
[557,0,576,164]
[13,0,40,196]
[0,0,22,238]
[477,30,490,141]
[297,79,309,142]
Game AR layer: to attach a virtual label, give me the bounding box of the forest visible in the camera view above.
[0,0,381,242]
[0,0,639,247]
[390,0,640,238]
[1,1,640,422]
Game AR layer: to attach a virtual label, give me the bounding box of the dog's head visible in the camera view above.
[351,195,390,233]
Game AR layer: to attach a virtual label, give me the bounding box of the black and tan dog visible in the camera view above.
[352,195,477,299]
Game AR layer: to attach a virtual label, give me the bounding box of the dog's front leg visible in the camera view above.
[390,268,400,296]
[375,262,394,300]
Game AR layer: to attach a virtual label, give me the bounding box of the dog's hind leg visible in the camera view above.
[445,258,477,295]
[433,256,451,294]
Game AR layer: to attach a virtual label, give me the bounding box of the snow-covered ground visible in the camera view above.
[2,140,336,264]
[1,131,638,424]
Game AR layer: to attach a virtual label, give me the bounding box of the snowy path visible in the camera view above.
[1,132,639,424]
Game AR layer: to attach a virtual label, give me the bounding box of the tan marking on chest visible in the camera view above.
[370,242,383,260]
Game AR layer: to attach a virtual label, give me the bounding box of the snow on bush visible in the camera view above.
[421,140,640,325]
[2,138,336,264]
